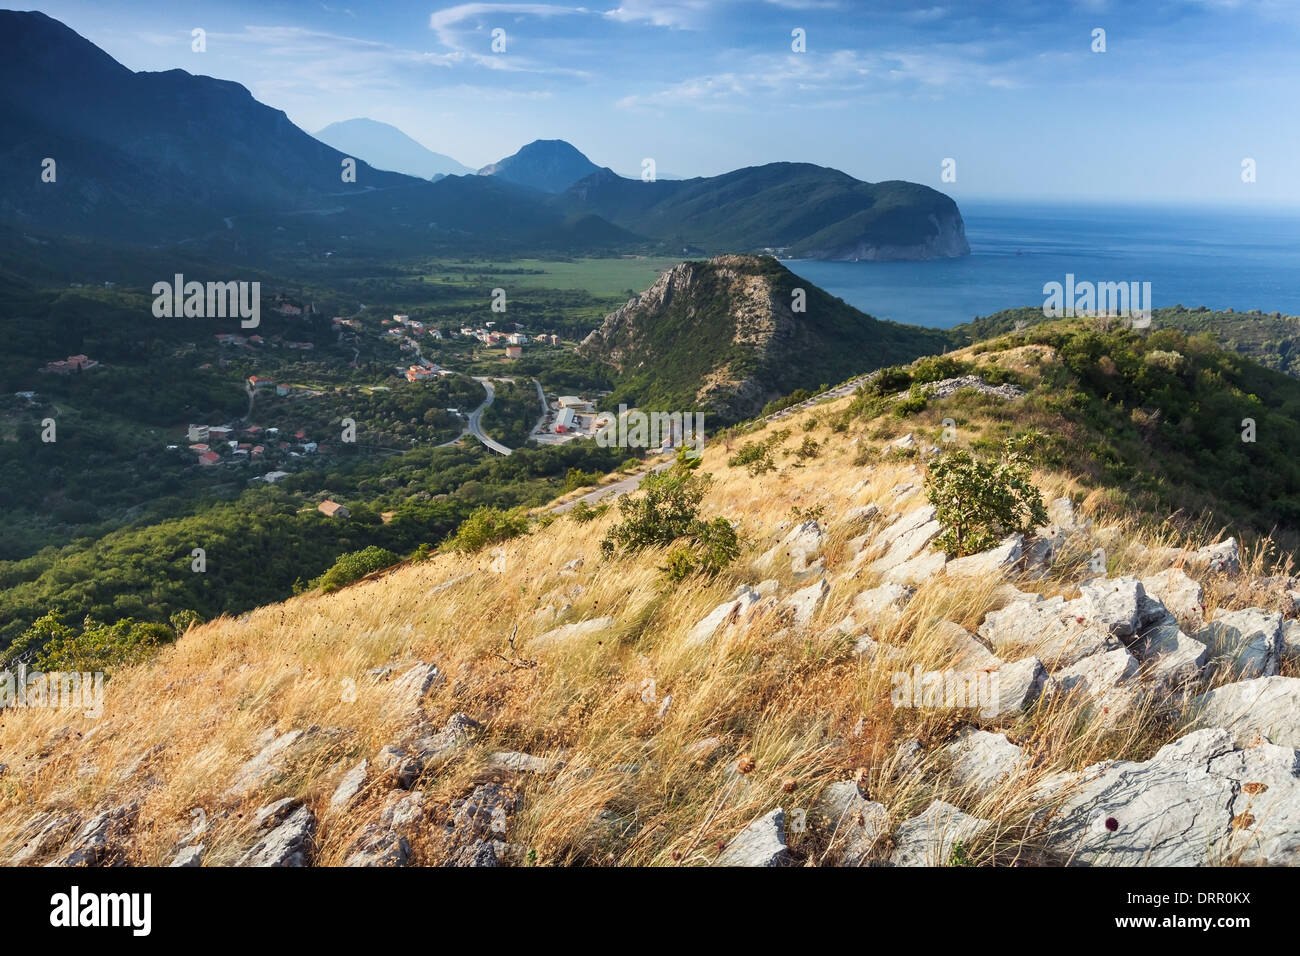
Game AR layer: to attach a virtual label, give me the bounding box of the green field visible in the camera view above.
[419,257,681,297]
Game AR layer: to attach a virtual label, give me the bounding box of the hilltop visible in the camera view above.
[4,318,1300,867]
[479,140,602,194]
[559,164,970,260]
[579,254,951,421]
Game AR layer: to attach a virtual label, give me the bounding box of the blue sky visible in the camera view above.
[15,0,1300,204]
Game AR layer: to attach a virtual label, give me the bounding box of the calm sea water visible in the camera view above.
[781,201,1300,329]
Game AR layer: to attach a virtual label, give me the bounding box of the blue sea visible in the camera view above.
[781,201,1300,329]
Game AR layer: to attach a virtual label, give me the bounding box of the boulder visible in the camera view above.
[1191,676,1300,750]
[852,582,915,620]
[715,809,790,867]
[1140,568,1205,630]
[53,802,137,866]
[869,507,942,575]
[943,730,1023,797]
[978,595,1113,668]
[488,751,563,774]
[782,577,829,628]
[1039,728,1300,865]
[223,729,306,799]
[882,550,947,585]
[1195,608,1282,679]
[7,812,81,865]
[389,661,445,710]
[979,657,1052,722]
[343,790,425,867]
[329,760,368,813]
[531,616,617,650]
[1283,620,1300,665]
[687,587,763,648]
[889,800,991,867]
[816,781,890,866]
[1130,623,1209,691]
[169,845,204,867]
[944,534,1024,578]
[1053,647,1142,722]
[238,804,316,867]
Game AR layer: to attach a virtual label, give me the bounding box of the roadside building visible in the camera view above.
[555,407,576,434]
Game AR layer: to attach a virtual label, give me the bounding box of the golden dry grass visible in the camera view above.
[1,366,1294,867]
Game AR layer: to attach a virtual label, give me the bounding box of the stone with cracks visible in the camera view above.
[944,534,1024,578]
[889,800,992,867]
[1140,568,1205,630]
[782,577,829,628]
[979,657,1051,723]
[1195,608,1282,679]
[1039,728,1300,865]
[816,781,890,866]
[237,804,316,867]
[715,809,790,867]
[531,616,617,650]
[1191,676,1300,750]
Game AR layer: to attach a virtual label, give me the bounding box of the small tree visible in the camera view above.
[602,462,740,581]
[925,435,1047,557]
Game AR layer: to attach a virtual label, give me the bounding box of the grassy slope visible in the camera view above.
[3,324,1297,866]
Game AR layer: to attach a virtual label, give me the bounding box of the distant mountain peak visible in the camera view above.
[314,118,473,180]
[478,140,600,194]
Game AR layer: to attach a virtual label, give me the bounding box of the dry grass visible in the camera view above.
[1,376,1293,867]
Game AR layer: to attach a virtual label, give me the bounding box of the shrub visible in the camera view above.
[313,545,400,592]
[894,384,929,418]
[659,518,740,582]
[602,465,711,554]
[444,506,530,553]
[602,464,740,580]
[794,436,820,460]
[570,500,608,523]
[925,435,1048,557]
[32,613,176,674]
[563,467,604,493]
[866,366,913,396]
[729,439,775,476]
[911,355,973,384]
